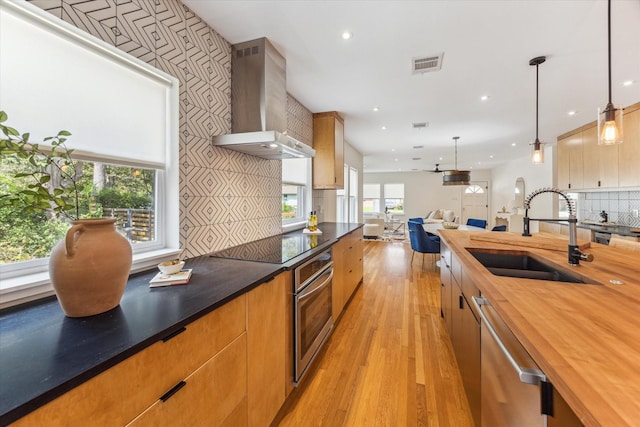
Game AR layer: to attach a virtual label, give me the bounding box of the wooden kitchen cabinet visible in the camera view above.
[581,125,619,189]
[442,248,480,427]
[247,272,288,427]
[331,228,363,322]
[11,295,247,427]
[126,334,248,427]
[619,105,640,187]
[440,241,453,335]
[557,131,584,190]
[313,111,344,189]
[557,101,640,190]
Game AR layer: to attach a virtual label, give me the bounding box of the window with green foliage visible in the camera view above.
[282,158,311,226]
[0,158,157,264]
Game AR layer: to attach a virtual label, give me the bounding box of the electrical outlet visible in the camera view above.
[633,209,639,218]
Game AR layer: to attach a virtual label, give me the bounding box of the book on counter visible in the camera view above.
[149,269,193,287]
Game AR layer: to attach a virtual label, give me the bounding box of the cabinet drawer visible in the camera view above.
[127,333,248,427]
[12,295,247,426]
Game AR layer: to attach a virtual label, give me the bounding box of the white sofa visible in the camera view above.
[423,209,457,224]
[363,217,385,238]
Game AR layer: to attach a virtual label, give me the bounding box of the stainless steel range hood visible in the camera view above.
[212,38,315,160]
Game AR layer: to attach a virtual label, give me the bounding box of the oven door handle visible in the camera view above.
[298,269,333,301]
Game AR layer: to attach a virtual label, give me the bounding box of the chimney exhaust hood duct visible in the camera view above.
[212,38,315,160]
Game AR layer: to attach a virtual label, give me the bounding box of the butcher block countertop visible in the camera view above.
[440,230,640,427]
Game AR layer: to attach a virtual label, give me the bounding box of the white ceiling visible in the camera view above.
[183,0,640,173]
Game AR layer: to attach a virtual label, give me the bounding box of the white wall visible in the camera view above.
[314,141,363,223]
[491,145,554,226]
[364,169,491,222]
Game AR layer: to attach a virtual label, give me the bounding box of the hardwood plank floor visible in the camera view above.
[273,240,474,426]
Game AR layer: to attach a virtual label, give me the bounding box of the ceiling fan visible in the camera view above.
[424,163,455,173]
[424,137,471,186]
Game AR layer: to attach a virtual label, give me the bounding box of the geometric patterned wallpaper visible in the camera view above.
[579,191,640,228]
[30,0,316,258]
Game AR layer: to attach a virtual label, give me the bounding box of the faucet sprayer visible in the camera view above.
[522,187,593,266]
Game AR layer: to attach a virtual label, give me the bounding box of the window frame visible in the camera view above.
[363,183,381,215]
[384,183,405,216]
[0,1,180,309]
[282,157,312,231]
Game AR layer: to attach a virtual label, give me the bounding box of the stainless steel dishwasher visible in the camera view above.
[472,296,583,427]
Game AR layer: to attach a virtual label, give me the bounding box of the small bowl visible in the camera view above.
[442,222,460,229]
[158,260,185,275]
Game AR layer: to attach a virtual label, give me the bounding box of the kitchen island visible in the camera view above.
[440,230,640,426]
[0,222,362,425]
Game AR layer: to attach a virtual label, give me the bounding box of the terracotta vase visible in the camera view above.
[49,218,132,317]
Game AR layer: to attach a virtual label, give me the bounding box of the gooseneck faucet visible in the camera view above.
[522,187,594,266]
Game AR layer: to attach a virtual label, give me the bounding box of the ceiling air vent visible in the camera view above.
[413,145,424,149]
[412,122,428,129]
[412,53,444,74]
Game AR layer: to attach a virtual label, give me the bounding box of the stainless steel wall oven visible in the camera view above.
[294,247,334,384]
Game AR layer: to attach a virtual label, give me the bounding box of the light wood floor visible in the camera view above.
[273,240,474,426]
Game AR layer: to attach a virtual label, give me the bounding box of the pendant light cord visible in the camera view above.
[536,63,540,142]
[607,0,612,104]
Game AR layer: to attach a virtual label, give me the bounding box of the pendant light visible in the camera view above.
[529,56,546,164]
[442,136,470,186]
[598,0,623,145]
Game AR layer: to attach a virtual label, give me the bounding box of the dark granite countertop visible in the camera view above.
[0,222,362,425]
[577,222,640,237]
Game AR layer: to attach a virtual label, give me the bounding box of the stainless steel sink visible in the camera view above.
[467,249,597,284]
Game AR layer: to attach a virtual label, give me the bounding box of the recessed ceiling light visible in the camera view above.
[511,143,516,147]
[381,126,387,130]
[489,155,494,159]
[480,95,490,101]
[391,148,396,152]
[373,106,380,112]
[394,158,399,162]
[568,110,577,116]
[439,157,443,161]
[341,31,353,40]
[622,80,635,86]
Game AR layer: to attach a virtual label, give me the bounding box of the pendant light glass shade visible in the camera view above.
[531,140,544,164]
[529,56,546,164]
[598,0,623,145]
[598,104,624,145]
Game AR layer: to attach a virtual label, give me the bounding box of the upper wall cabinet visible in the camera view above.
[313,111,344,189]
[557,102,639,190]
[618,106,640,187]
[557,131,584,190]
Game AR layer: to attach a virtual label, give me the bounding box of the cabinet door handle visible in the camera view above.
[160,381,186,402]
[162,326,186,342]
[459,295,464,309]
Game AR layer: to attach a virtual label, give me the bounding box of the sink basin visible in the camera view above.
[467,249,596,284]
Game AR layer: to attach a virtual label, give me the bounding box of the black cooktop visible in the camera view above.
[210,231,331,264]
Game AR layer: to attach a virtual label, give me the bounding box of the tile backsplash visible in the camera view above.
[31,0,318,259]
[578,191,640,227]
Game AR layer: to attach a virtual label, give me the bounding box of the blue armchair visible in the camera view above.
[491,224,507,231]
[466,218,487,229]
[408,220,440,268]
[408,217,424,224]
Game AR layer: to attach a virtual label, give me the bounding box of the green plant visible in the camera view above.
[0,111,80,220]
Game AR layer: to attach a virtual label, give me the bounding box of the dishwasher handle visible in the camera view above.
[472,296,546,385]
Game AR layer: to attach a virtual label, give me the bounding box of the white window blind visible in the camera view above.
[282,158,308,185]
[384,183,404,198]
[0,0,177,169]
[363,183,380,199]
